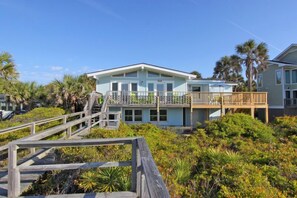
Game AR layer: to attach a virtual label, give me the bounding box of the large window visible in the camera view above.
[292,70,297,83]
[148,71,172,78]
[148,71,159,78]
[150,109,167,122]
[275,70,282,85]
[112,71,137,78]
[125,110,133,121]
[125,109,142,122]
[125,71,137,77]
[159,110,167,121]
[134,110,142,121]
[285,70,291,84]
[257,74,263,87]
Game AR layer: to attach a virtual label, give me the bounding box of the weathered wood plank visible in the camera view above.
[15,137,138,148]
[137,138,170,198]
[19,161,132,172]
[19,191,137,198]
[131,139,137,192]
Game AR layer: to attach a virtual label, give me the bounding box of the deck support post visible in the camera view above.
[220,93,225,117]
[251,108,255,118]
[157,96,160,124]
[265,106,269,123]
[8,143,20,198]
[190,94,193,128]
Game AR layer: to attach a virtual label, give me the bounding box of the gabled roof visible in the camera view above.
[87,63,197,79]
[273,44,297,61]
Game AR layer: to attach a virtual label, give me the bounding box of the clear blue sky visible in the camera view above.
[0,0,296,84]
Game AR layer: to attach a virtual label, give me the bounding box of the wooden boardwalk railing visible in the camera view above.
[0,110,122,197]
[7,137,169,198]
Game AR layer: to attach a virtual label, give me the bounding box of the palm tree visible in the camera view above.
[236,39,269,91]
[191,71,202,79]
[213,55,243,82]
[0,52,18,80]
[47,74,93,112]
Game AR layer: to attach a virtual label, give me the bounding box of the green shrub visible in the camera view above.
[205,113,274,142]
[273,116,297,138]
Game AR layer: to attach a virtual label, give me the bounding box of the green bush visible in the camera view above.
[205,113,274,142]
[273,116,297,138]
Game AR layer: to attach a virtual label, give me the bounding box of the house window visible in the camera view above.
[112,73,124,77]
[125,109,142,122]
[148,71,159,78]
[292,70,297,83]
[126,71,137,77]
[159,110,167,121]
[150,110,158,121]
[161,74,172,78]
[134,110,142,121]
[257,74,263,87]
[149,109,167,121]
[112,71,137,78]
[148,83,154,92]
[125,110,133,121]
[285,70,291,84]
[131,83,138,92]
[275,70,282,85]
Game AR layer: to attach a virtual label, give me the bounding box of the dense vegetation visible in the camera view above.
[23,113,297,197]
[0,107,65,146]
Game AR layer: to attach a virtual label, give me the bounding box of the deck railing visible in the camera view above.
[7,137,169,198]
[284,98,297,107]
[106,91,267,107]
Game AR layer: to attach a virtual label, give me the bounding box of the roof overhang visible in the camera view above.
[87,63,196,79]
[268,60,297,67]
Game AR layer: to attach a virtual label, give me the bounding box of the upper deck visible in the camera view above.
[106,91,268,109]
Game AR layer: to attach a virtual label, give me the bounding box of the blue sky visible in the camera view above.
[0,0,296,84]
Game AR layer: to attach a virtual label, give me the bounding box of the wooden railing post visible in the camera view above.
[136,140,141,196]
[131,139,137,192]
[79,112,83,129]
[30,122,36,154]
[66,126,72,138]
[8,143,20,198]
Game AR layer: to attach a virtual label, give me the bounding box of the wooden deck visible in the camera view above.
[106,91,268,109]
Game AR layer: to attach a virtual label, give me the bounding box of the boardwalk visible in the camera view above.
[0,109,169,197]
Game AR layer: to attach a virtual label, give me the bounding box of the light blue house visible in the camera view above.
[87,63,267,127]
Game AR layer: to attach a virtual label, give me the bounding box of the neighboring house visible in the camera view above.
[0,94,16,111]
[257,44,297,120]
[88,63,268,127]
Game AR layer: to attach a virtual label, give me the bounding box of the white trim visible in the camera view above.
[87,63,196,79]
[149,109,168,122]
[269,105,284,109]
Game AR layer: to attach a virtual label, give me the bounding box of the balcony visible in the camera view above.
[106,91,268,109]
